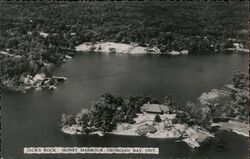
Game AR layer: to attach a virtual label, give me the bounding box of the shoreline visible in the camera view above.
[75,41,249,55]
[2,74,67,92]
[61,125,212,149]
[61,119,248,149]
[61,113,214,149]
[2,41,248,92]
[211,120,249,137]
[75,42,188,55]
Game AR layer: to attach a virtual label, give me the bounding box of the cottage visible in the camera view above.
[141,103,170,114]
[160,105,170,114]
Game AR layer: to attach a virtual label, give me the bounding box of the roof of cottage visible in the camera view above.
[142,103,170,113]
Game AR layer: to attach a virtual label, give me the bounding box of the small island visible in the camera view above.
[61,71,249,148]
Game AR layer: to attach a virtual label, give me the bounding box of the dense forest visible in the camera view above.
[61,71,249,133]
[0,2,249,89]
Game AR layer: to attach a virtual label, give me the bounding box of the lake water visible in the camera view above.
[2,52,248,159]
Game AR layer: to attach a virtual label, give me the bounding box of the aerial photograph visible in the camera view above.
[0,1,249,159]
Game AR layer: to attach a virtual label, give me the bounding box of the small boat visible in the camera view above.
[175,140,182,143]
[52,76,67,82]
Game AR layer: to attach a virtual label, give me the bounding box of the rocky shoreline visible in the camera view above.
[61,119,248,149]
[211,120,249,137]
[61,113,214,149]
[2,40,248,92]
[2,73,67,92]
[75,42,189,55]
[75,42,249,55]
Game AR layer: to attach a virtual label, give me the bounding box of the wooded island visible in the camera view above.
[61,71,249,148]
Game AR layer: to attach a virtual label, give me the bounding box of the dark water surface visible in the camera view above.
[2,53,248,159]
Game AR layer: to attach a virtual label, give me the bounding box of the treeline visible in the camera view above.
[0,2,248,87]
